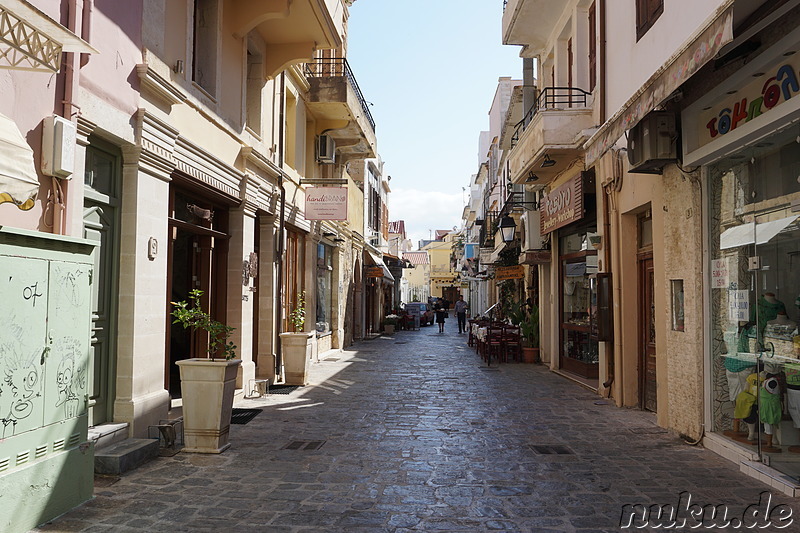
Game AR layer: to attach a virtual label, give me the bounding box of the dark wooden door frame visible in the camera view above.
[638,252,656,412]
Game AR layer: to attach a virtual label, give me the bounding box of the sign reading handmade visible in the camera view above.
[520,251,552,265]
[305,187,347,221]
[495,265,525,281]
[540,175,583,234]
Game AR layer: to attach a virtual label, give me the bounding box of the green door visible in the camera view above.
[83,144,120,425]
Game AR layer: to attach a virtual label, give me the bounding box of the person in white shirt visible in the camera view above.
[454,295,469,334]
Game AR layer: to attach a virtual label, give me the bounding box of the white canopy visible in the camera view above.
[0,110,38,210]
[719,216,798,250]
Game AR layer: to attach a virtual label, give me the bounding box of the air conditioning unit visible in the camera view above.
[316,134,336,164]
[627,111,677,174]
[521,209,544,251]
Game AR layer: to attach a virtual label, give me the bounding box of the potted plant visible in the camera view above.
[171,289,241,453]
[279,291,315,385]
[382,314,399,335]
[520,305,540,363]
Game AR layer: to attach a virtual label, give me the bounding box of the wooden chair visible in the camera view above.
[503,325,522,362]
[486,326,505,365]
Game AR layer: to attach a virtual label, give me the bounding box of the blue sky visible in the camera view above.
[347,1,522,248]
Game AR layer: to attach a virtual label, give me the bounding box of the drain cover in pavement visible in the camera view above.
[394,341,408,344]
[231,408,262,425]
[282,440,326,451]
[528,444,573,455]
[268,384,300,395]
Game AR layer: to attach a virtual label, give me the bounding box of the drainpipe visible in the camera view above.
[80,0,93,67]
[275,72,287,378]
[599,0,607,123]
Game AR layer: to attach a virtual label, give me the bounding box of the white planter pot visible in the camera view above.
[176,358,242,453]
[280,332,315,385]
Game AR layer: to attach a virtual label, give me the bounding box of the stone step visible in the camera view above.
[88,422,129,450]
[94,438,159,475]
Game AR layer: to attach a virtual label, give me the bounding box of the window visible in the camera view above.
[636,0,663,40]
[192,0,218,95]
[316,244,333,333]
[588,2,596,92]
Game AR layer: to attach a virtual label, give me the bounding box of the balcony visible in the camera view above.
[507,86,593,186]
[502,0,563,52]
[227,0,344,78]
[305,57,377,162]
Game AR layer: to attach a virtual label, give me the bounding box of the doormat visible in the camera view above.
[268,384,300,395]
[231,408,262,425]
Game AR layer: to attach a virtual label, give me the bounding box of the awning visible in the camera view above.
[0,110,38,210]
[719,216,798,250]
[365,250,394,282]
[583,3,734,166]
[0,0,99,73]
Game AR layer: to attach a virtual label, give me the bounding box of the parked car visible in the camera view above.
[403,302,434,326]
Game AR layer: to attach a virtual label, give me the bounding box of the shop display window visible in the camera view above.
[559,231,599,377]
[709,128,800,475]
[316,244,333,334]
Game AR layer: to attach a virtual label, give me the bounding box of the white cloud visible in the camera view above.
[389,188,465,248]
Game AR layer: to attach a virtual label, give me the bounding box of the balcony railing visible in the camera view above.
[510,86,591,146]
[479,211,498,248]
[304,57,376,132]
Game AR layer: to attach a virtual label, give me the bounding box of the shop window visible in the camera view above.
[635,0,663,41]
[709,127,800,471]
[316,243,333,334]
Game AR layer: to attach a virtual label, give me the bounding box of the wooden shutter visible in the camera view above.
[588,2,596,92]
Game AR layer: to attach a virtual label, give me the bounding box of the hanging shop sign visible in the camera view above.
[366,266,384,278]
[495,265,525,281]
[540,175,583,234]
[697,52,800,151]
[520,250,552,265]
[305,187,347,220]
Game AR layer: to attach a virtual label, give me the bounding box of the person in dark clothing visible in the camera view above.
[454,295,468,334]
[434,300,446,333]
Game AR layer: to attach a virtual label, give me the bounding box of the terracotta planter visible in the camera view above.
[522,347,539,364]
[176,358,242,453]
[384,324,395,335]
[280,332,315,385]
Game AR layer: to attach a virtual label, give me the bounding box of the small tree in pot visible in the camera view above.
[280,291,315,385]
[171,289,241,453]
[520,305,540,363]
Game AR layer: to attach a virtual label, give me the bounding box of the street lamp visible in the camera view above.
[498,215,516,243]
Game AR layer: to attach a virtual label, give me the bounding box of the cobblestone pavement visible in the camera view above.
[35,319,797,532]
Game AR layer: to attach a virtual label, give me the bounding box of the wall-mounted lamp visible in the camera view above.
[498,215,516,243]
[526,171,539,182]
[541,154,556,168]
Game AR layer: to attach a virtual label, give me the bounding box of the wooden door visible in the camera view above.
[83,145,120,425]
[639,254,656,412]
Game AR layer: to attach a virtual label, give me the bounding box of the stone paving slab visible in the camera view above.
[32,320,798,532]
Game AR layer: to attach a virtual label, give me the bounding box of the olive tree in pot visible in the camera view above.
[171,289,241,453]
[520,305,540,363]
[279,292,315,385]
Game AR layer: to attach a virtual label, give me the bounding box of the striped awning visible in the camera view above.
[0,110,38,210]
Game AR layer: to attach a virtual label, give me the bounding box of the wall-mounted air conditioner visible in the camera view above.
[522,210,544,251]
[627,111,677,174]
[316,134,336,164]
[41,115,76,179]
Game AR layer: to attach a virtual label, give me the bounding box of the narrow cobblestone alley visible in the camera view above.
[36,319,797,532]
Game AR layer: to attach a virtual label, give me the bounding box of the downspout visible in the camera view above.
[275,72,287,378]
[599,0,607,123]
[80,0,93,67]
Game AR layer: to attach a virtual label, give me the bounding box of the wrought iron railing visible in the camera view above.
[479,211,499,248]
[304,58,376,133]
[511,86,592,144]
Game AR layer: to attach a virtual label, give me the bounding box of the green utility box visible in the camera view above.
[0,227,95,533]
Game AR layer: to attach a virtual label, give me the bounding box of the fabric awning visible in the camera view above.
[0,110,38,210]
[0,0,99,73]
[719,216,798,250]
[365,250,394,282]
[584,3,734,166]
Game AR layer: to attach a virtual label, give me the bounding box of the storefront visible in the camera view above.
[543,172,599,380]
[683,26,800,483]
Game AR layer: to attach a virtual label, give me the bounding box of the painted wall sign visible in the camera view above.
[698,53,800,148]
[540,175,584,234]
[305,187,348,221]
[495,265,525,281]
[365,266,384,278]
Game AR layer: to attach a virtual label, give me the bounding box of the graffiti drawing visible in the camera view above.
[53,337,86,419]
[0,344,43,438]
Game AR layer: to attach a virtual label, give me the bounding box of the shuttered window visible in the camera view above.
[636,0,663,41]
[588,2,596,92]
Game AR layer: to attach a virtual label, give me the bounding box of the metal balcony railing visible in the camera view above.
[510,86,591,144]
[479,211,498,248]
[304,58,376,133]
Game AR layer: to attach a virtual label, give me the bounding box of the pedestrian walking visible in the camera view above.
[434,299,447,333]
[454,295,468,334]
